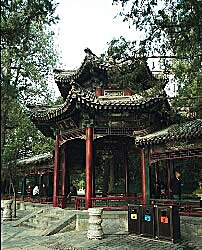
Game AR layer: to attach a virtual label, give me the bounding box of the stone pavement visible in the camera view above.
[1,208,202,250]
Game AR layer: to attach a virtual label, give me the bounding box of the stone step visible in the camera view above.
[31,217,50,226]
[39,215,61,221]
[22,221,43,230]
[46,210,66,216]
[46,207,67,213]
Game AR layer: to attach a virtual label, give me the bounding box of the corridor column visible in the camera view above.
[124,150,129,196]
[61,143,67,196]
[53,135,60,207]
[167,160,171,199]
[85,127,93,209]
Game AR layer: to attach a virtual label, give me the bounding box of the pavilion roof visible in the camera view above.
[135,118,202,146]
[28,48,169,138]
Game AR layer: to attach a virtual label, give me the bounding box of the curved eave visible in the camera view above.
[32,122,55,138]
[30,87,76,122]
[16,153,53,166]
[54,59,108,83]
[54,52,108,99]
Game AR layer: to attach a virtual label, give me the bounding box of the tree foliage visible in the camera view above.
[99,36,163,93]
[1,0,59,180]
[1,100,55,180]
[113,0,202,117]
[1,0,59,104]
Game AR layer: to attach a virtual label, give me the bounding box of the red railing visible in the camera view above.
[56,195,66,208]
[2,195,53,204]
[75,196,142,210]
[150,199,202,217]
[75,197,201,216]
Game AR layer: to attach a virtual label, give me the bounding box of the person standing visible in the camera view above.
[40,183,47,197]
[67,184,77,202]
[170,170,181,200]
[33,185,39,196]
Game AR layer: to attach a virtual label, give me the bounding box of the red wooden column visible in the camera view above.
[85,127,93,209]
[124,150,129,196]
[61,143,67,196]
[154,162,159,196]
[53,135,60,207]
[140,148,146,204]
[167,160,171,199]
[154,162,159,184]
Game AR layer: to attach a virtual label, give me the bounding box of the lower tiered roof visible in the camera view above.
[135,119,202,146]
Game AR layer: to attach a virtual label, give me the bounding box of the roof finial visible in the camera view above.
[84,47,96,57]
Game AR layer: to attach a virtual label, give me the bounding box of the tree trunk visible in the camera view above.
[11,181,16,218]
[1,105,8,157]
[1,58,12,157]
[9,169,17,218]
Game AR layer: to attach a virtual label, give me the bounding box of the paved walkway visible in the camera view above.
[1,209,202,250]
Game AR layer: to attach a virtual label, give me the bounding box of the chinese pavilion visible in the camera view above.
[29,49,202,210]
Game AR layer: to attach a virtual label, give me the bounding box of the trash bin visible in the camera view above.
[141,205,155,237]
[128,204,141,234]
[156,205,180,243]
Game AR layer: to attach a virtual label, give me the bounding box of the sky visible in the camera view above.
[54,0,140,69]
[51,0,176,97]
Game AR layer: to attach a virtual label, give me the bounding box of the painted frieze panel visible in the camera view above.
[104,90,124,97]
[57,118,78,133]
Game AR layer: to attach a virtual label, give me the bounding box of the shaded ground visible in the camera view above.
[1,208,202,250]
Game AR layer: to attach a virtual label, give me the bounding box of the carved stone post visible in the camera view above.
[87,208,103,240]
[19,201,26,210]
[2,200,13,221]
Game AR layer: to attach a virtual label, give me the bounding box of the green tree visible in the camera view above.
[1,99,55,216]
[1,0,59,154]
[99,36,163,93]
[113,0,202,117]
[1,0,59,213]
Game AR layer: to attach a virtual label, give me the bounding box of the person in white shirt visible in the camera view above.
[33,185,39,196]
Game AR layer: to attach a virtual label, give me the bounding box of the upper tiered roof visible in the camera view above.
[53,48,160,99]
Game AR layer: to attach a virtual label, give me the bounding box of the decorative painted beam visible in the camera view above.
[149,147,202,163]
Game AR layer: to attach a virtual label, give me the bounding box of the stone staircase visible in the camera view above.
[12,207,77,236]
